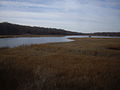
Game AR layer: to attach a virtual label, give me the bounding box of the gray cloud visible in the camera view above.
[0,0,120,32]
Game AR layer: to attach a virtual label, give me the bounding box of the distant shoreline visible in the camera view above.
[0,34,90,38]
[0,35,66,38]
[0,34,120,38]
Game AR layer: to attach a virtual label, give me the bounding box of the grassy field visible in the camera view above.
[0,38,120,90]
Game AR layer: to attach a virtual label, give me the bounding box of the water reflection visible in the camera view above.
[0,35,119,48]
[0,37,73,48]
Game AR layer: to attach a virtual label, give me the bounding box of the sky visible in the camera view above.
[0,0,120,33]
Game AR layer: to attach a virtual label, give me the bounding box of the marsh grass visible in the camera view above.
[0,38,120,90]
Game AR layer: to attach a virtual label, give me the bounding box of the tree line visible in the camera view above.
[0,22,120,36]
[0,22,80,35]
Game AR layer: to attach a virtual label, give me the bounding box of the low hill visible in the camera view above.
[0,22,80,35]
[92,32,120,36]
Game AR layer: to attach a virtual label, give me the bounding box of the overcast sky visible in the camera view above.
[0,0,120,32]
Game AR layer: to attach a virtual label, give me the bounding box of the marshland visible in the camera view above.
[1,0,120,89]
[0,37,120,90]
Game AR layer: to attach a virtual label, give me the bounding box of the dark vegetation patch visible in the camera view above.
[108,47,120,50]
[105,44,120,51]
[0,59,35,90]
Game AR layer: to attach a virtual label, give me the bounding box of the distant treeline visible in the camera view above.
[83,32,120,36]
[0,22,120,36]
[91,32,120,36]
[0,22,80,35]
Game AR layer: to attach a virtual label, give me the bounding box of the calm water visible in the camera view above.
[0,35,119,48]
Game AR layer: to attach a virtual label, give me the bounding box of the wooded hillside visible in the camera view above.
[0,22,80,35]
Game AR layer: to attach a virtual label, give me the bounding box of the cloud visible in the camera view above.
[0,0,120,32]
[0,1,53,8]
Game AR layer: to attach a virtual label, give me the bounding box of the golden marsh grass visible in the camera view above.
[0,38,120,90]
